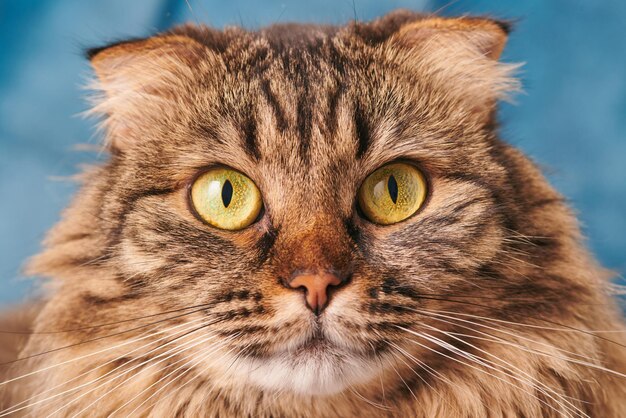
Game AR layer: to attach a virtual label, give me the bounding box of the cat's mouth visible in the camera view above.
[292,330,333,355]
[229,325,380,396]
[248,326,353,361]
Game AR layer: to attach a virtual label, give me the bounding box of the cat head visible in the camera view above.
[30,10,599,397]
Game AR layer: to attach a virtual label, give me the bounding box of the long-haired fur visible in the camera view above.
[1,10,625,417]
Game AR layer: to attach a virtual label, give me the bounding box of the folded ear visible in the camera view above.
[87,35,210,150]
[393,16,510,60]
[385,16,520,119]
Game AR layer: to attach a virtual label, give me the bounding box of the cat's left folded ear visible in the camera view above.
[86,34,212,150]
[87,34,209,93]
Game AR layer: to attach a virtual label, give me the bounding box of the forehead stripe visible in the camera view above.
[296,87,312,160]
[354,103,371,159]
[260,79,288,134]
[242,113,260,160]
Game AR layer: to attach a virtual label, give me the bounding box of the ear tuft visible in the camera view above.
[84,38,143,61]
[492,18,514,36]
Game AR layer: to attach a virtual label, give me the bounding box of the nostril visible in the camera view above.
[279,276,293,289]
[327,272,351,297]
[279,276,309,298]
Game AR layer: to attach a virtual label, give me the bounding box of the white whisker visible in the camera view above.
[0,313,216,388]
[122,333,242,417]
[0,315,213,416]
[53,321,220,417]
[397,326,576,418]
[99,333,234,417]
[348,386,391,411]
[415,308,626,379]
[419,322,589,417]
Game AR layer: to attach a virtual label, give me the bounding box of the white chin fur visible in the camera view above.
[227,348,379,396]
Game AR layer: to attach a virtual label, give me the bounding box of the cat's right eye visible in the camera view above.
[190,167,263,230]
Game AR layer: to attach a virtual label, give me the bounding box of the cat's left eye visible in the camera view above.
[190,167,263,230]
[357,162,427,225]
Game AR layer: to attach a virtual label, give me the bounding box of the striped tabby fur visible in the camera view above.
[1,10,625,418]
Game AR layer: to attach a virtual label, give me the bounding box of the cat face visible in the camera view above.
[31,11,592,398]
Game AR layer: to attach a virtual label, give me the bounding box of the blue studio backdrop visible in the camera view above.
[0,0,625,305]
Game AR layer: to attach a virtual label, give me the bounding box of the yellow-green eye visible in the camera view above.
[357,162,427,225]
[190,167,262,230]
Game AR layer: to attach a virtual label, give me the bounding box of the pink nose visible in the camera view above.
[289,273,343,314]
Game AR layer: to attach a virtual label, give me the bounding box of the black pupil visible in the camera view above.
[388,174,398,204]
[222,180,233,208]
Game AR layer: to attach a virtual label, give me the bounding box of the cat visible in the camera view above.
[1,9,625,417]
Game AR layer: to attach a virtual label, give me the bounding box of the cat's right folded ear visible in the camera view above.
[86,35,211,151]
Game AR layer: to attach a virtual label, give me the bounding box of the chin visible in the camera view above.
[229,344,381,396]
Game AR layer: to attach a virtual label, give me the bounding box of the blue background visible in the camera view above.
[1,1,625,305]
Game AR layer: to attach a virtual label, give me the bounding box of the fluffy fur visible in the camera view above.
[1,10,625,417]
